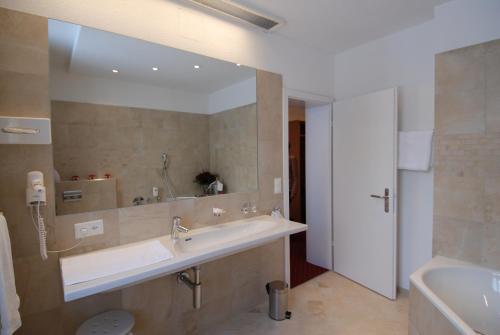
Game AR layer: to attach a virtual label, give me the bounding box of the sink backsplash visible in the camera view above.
[55,191,265,255]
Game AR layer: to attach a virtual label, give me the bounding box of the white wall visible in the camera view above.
[0,0,333,97]
[50,68,256,114]
[333,0,500,289]
[209,77,256,114]
[50,69,210,113]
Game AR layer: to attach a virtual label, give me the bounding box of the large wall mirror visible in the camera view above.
[49,20,258,215]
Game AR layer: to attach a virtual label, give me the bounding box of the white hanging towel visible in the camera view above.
[398,130,433,171]
[0,213,22,335]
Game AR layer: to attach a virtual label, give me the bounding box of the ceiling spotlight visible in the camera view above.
[112,69,119,73]
[152,67,159,71]
[194,65,200,69]
[236,63,241,67]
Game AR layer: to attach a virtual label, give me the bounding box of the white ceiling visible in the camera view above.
[48,20,255,94]
[232,0,451,54]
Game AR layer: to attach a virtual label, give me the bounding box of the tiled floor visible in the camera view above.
[204,272,408,335]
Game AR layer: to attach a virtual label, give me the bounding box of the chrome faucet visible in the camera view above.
[171,216,189,240]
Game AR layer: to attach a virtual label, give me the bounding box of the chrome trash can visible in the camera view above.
[266,281,292,321]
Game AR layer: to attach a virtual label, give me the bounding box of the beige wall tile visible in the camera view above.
[486,85,500,133]
[0,8,47,50]
[15,307,63,335]
[482,223,500,269]
[435,44,485,96]
[485,42,500,89]
[209,103,258,193]
[435,89,485,134]
[0,71,50,117]
[434,175,484,222]
[54,209,120,255]
[434,39,500,271]
[118,202,170,244]
[61,291,122,334]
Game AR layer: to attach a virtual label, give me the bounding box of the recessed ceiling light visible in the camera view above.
[194,65,200,69]
[152,67,159,71]
[236,63,241,67]
[112,69,119,73]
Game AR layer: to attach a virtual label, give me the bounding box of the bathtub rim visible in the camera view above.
[409,256,491,335]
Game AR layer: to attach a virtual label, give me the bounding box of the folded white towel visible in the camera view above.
[398,130,433,171]
[0,213,22,335]
[60,240,173,286]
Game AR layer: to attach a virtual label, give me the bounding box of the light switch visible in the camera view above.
[274,177,282,194]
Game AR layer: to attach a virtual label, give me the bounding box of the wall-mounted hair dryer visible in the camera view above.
[26,171,48,259]
[26,171,46,205]
[26,171,84,260]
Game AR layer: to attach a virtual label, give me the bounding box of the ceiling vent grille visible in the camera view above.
[188,0,283,31]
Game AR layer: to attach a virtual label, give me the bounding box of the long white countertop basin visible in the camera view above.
[60,215,306,302]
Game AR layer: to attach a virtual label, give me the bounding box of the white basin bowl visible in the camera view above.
[175,219,280,253]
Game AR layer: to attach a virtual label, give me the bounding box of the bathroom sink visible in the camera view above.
[174,219,280,253]
[60,215,306,302]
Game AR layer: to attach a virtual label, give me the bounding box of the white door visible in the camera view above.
[333,88,397,299]
[306,104,333,270]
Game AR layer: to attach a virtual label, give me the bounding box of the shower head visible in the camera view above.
[161,153,167,163]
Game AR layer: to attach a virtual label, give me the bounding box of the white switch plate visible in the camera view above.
[274,177,282,194]
[74,219,103,239]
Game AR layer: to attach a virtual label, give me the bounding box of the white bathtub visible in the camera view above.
[410,256,500,335]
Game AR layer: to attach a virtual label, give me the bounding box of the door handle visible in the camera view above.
[370,188,390,213]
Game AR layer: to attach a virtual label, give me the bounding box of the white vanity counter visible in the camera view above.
[60,215,306,302]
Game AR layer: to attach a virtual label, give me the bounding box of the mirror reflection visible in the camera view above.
[49,20,258,215]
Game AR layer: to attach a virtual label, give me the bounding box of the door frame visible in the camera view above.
[282,88,333,285]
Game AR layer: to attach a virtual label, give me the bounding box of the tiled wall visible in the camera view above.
[0,8,285,334]
[55,178,117,215]
[209,103,258,193]
[52,101,210,207]
[433,39,500,270]
[52,101,259,210]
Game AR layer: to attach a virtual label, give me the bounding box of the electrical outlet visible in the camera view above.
[74,219,103,239]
